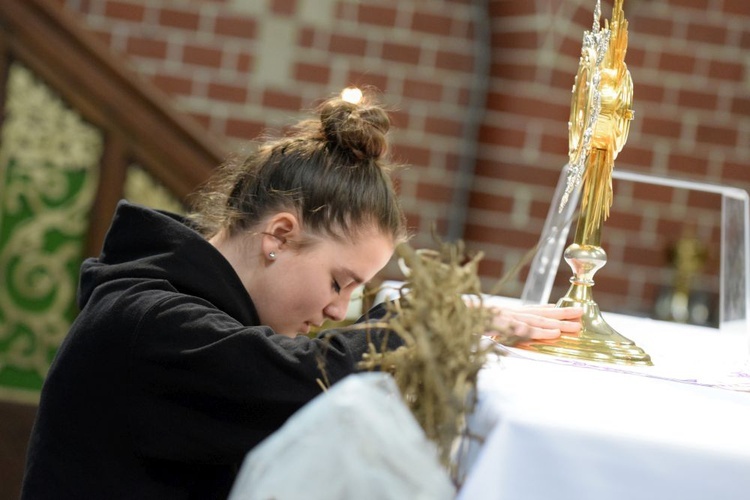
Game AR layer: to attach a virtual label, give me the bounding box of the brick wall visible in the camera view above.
[55,0,749,320]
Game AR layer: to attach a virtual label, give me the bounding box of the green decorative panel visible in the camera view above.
[125,164,185,214]
[0,63,103,402]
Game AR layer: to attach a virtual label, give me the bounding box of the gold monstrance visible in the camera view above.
[523,0,652,365]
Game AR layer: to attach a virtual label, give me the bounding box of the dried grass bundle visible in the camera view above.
[360,241,507,479]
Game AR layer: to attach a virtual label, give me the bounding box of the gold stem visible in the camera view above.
[575,148,613,246]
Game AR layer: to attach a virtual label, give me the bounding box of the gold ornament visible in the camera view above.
[522,0,652,366]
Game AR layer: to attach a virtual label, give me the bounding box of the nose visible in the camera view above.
[324,292,351,322]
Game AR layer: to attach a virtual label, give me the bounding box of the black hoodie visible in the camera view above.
[21,201,399,499]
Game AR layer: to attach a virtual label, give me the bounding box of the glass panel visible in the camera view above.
[523,168,749,344]
[521,166,581,305]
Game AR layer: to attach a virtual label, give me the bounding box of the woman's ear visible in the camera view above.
[260,212,300,258]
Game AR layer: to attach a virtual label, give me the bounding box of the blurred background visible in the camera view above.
[0,0,749,496]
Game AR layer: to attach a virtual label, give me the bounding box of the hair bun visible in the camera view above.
[319,91,391,160]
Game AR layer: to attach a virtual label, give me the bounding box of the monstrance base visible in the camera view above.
[520,296,653,366]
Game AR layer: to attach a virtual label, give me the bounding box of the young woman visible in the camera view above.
[21,90,582,499]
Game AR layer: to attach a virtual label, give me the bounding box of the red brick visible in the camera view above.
[550,67,576,91]
[733,96,750,115]
[540,133,568,156]
[464,224,538,248]
[356,4,398,27]
[215,14,257,39]
[105,0,145,21]
[591,275,632,298]
[559,35,584,60]
[457,87,471,106]
[225,118,265,140]
[687,190,721,210]
[723,0,750,16]
[668,152,708,177]
[658,52,696,74]
[529,199,554,220]
[403,79,442,101]
[721,161,750,184]
[478,125,525,148]
[125,36,167,59]
[473,159,504,179]
[633,82,664,103]
[487,92,567,121]
[262,90,303,111]
[411,11,453,36]
[236,52,253,72]
[298,27,315,48]
[346,71,389,94]
[617,146,654,168]
[477,258,504,281]
[623,243,667,268]
[388,109,411,129]
[435,50,473,72]
[742,31,750,49]
[653,219,684,246]
[416,181,454,203]
[686,22,728,45]
[677,89,718,110]
[695,123,738,148]
[183,44,223,68]
[490,1,536,17]
[391,143,431,167]
[492,31,539,50]
[600,211,642,232]
[189,112,212,131]
[632,15,674,38]
[152,73,193,96]
[207,82,247,103]
[468,192,513,212]
[444,152,461,172]
[424,117,463,137]
[454,19,473,39]
[497,164,558,187]
[381,42,421,65]
[640,116,681,139]
[632,183,674,204]
[625,47,646,68]
[329,34,368,57]
[491,62,536,81]
[158,7,200,30]
[294,62,330,84]
[402,210,421,229]
[271,0,297,15]
[669,0,709,9]
[708,60,744,81]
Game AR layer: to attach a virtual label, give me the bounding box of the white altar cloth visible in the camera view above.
[457,309,750,500]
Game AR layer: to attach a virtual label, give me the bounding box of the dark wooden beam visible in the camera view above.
[0,0,226,200]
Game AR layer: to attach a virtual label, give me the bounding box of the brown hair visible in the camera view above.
[188,89,407,246]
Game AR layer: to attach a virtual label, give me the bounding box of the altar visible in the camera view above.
[455,303,750,500]
[443,1,750,493]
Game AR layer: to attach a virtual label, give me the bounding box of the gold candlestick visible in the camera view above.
[523,0,652,366]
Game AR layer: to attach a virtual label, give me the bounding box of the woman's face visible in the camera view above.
[214,215,395,337]
[256,228,394,336]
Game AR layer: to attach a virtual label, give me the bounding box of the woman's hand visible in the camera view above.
[489,305,583,341]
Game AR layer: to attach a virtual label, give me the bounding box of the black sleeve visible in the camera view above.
[315,300,404,367]
[126,293,402,465]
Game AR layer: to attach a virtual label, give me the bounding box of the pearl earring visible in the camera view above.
[269,251,276,260]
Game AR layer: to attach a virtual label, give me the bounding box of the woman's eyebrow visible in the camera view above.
[341,268,364,284]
